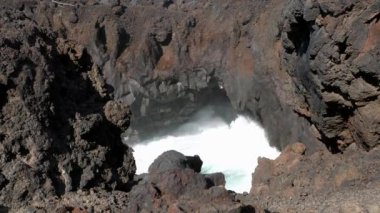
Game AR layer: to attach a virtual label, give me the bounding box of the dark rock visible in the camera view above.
[149,168,208,198]
[273,0,380,152]
[0,206,9,213]
[148,150,203,173]
[185,155,203,173]
[0,173,7,190]
[128,152,247,212]
[1,0,380,212]
[205,173,226,187]
[0,5,135,210]
[148,150,188,173]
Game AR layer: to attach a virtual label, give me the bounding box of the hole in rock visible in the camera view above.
[129,106,280,193]
[287,16,313,56]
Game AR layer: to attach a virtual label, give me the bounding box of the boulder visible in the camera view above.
[148,150,203,173]
[104,100,131,131]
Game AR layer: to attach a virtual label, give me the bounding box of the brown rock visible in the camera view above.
[350,101,380,149]
[72,207,88,213]
[348,78,379,101]
[339,202,367,213]
[290,143,307,155]
[205,173,226,187]
[2,0,380,212]
[334,165,361,188]
[367,204,380,213]
[104,100,131,131]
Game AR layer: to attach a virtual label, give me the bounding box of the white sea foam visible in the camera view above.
[130,113,280,193]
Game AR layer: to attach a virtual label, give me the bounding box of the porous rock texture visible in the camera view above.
[0,1,136,210]
[248,143,380,212]
[127,150,255,212]
[0,0,380,212]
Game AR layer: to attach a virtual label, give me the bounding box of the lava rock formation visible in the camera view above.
[0,0,380,212]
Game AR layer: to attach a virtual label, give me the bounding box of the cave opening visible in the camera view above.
[124,76,280,193]
[287,16,313,56]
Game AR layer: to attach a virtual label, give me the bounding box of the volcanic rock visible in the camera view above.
[104,100,131,131]
[129,151,252,212]
[0,4,135,209]
[250,143,380,212]
[205,172,226,187]
[1,0,380,212]
[148,150,203,173]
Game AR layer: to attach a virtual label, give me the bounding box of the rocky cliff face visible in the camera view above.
[0,0,380,212]
[37,0,316,149]
[0,3,135,210]
[278,0,380,153]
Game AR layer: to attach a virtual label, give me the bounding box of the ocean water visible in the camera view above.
[130,113,280,193]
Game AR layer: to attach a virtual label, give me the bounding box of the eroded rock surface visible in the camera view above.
[19,151,257,212]
[248,143,380,212]
[277,0,380,152]
[127,151,254,213]
[0,3,135,210]
[1,0,380,212]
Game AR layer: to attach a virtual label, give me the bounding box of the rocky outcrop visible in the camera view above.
[36,0,313,149]
[0,3,135,209]
[127,151,255,212]
[1,0,380,212]
[148,150,202,173]
[42,0,380,153]
[249,143,380,212]
[22,151,257,212]
[276,0,380,152]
